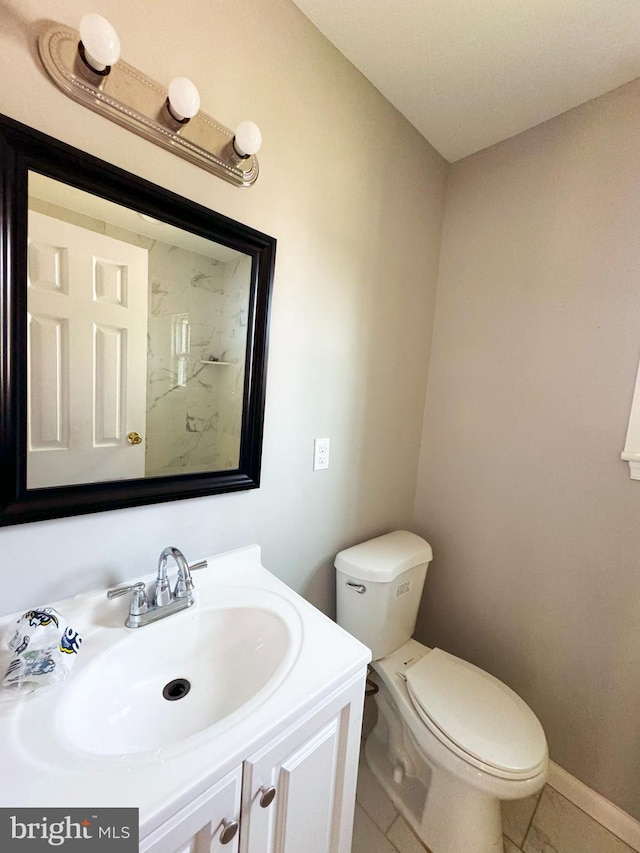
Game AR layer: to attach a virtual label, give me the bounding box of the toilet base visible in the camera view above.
[365,694,504,853]
[365,731,503,853]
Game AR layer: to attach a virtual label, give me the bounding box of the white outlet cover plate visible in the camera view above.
[313,438,330,470]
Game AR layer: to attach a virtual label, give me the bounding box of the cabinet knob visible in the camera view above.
[219,818,239,845]
[259,785,277,808]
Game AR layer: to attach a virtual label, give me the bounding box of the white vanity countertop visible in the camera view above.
[0,545,370,837]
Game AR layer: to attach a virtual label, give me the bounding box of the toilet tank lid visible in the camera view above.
[335,530,433,582]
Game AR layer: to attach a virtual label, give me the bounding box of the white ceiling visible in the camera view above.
[291,0,640,162]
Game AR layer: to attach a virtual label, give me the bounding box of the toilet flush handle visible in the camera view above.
[346,581,366,594]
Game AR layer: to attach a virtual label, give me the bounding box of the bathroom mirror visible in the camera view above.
[0,114,275,526]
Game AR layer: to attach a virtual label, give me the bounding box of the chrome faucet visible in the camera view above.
[107,547,207,628]
[157,546,195,603]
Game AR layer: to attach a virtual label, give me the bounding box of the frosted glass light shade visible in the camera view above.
[233,121,262,157]
[167,77,201,122]
[79,13,121,72]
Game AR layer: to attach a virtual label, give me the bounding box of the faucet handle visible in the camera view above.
[107,582,149,616]
[174,558,207,599]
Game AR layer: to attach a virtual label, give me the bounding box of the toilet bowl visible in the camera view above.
[335,531,549,853]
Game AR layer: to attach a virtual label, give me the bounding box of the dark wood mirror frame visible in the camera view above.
[0,114,275,526]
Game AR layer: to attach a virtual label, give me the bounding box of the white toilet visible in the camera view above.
[335,530,548,853]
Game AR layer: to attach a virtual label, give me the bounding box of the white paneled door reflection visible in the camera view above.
[27,211,148,488]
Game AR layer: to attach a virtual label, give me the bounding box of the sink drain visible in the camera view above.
[162,678,191,701]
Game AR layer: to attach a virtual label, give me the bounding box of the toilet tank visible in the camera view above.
[335,530,433,660]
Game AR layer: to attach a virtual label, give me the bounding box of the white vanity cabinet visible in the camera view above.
[240,675,363,853]
[140,767,243,853]
[141,673,365,853]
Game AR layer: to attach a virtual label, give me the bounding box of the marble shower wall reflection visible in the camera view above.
[145,244,249,476]
[29,191,250,480]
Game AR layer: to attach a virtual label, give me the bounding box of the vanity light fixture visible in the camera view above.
[38,15,262,187]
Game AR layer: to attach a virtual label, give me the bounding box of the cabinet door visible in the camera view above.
[240,675,365,853]
[141,766,242,853]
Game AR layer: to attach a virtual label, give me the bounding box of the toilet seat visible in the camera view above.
[404,649,548,781]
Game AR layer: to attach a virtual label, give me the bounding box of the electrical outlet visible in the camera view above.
[313,437,330,470]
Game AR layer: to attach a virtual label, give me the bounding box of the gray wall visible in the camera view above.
[0,0,446,615]
[414,78,640,819]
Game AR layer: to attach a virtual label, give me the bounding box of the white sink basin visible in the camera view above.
[57,602,294,756]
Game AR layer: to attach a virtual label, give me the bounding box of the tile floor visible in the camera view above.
[352,752,432,853]
[353,702,638,853]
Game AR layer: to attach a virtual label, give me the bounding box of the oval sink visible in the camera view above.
[57,604,293,756]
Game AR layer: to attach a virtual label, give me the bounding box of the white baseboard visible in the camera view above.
[549,761,640,851]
